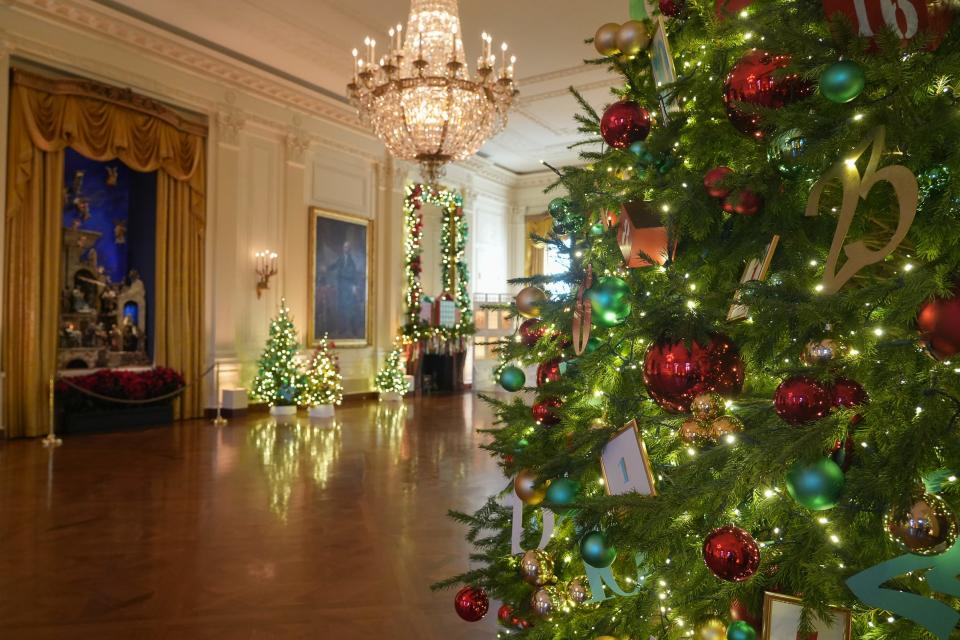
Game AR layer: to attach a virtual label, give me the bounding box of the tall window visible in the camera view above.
[543,238,572,296]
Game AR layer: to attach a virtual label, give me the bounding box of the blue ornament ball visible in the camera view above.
[545,478,579,510]
[580,531,617,568]
[786,458,845,511]
[820,60,866,104]
[727,620,757,640]
[499,365,526,392]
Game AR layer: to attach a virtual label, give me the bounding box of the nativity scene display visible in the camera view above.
[58,149,157,370]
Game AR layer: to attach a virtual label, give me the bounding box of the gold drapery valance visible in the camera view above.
[4,70,208,437]
[524,214,554,277]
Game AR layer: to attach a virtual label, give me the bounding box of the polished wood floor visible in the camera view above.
[0,394,503,639]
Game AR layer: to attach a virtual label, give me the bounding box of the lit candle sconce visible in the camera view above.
[255,250,279,299]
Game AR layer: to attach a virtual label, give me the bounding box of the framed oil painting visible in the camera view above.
[308,208,373,347]
[762,592,851,640]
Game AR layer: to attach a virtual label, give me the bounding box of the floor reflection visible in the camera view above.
[249,418,342,521]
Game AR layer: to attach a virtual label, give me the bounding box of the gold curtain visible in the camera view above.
[524,214,553,277]
[4,71,207,436]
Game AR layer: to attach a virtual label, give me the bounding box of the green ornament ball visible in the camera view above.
[768,128,806,175]
[820,60,866,104]
[786,458,845,511]
[580,531,617,568]
[727,620,757,640]
[585,336,602,354]
[499,365,526,392]
[589,276,632,328]
[589,222,606,237]
[548,197,571,217]
[545,477,579,509]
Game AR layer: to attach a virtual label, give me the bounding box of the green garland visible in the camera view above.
[401,183,475,344]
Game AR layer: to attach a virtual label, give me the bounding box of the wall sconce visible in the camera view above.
[255,250,278,299]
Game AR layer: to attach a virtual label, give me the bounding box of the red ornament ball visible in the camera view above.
[723,50,811,139]
[600,101,651,149]
[532,397,563,426]
[703,525,761,582]
[823,0,952,51]
[704,166,734,199]
[659,0,684,17]
[832,377,867,408]
[722,189,763,216]
[643,334,745,413]
[519,318,547,347]
[774,376,833,425]
[716,0,754,19]
[454,586,489,622]
[497,604,514,626]
[917,285,960,360]
[536,359,563,386]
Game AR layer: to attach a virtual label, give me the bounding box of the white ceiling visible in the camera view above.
[101,0,620,174]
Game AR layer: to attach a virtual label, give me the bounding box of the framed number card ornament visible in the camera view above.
[727,235,779,322]
[601,420,657,497]
[762,592,851,640]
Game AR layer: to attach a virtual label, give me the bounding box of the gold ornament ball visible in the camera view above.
[516,286,547,319]
[567,575,592,605]
[519,549,555,586]
[680,419,709,446]
[691,392,724,421]
[594,22,621,57]
[615,20,651,57]
[697,618,728,640]
[531,586,562,617]
[885,493,959,556]
[709,415,745,442]
[515,468,548,506]
[802,338,842,365]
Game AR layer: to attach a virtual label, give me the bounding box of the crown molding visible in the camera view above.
[10,0,365,132]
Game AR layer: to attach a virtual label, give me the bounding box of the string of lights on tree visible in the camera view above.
[299,334,343,407]
[435,2,960,640]
[401,183,475,344]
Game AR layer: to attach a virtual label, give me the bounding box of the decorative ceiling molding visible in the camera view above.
[518,79,615,105]
[519,64,602,86]
[10,0,366,132]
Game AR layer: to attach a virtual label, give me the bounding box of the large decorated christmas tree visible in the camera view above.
[251,299,303,407]
[438,2,960,639]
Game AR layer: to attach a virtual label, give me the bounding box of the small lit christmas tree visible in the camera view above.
[251,299,302,408]
[375,341,408,397]
[300,335,343,408]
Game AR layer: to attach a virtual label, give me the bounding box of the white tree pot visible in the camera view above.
[269,405,298,416]
[380,391,403,403]
[309,404,335,419]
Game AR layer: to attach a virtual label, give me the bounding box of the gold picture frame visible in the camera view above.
[727,235,780,322]
[762,592,852,640]
[308,207,374,348]
[600,420,657,497]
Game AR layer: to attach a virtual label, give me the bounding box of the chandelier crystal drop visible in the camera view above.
[347,0,518,185]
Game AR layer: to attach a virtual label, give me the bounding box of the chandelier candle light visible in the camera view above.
[347,0,518,185]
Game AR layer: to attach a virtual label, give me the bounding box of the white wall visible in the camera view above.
[0,0,542,405]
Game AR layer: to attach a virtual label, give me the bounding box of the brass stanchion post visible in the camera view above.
[212,362,227,426]
[42,375,63,447]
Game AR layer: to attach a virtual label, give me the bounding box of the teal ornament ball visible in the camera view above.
[820,60,866,104]
[585,336,602,354]
[546,478,579,510]
[768,128,806,175]
[499,365,526,392]
[727,620,757,640]
[580,531,617,568]
[589,276,632,328]
[786,458,845,511]
[589,222,606,237]
[628,140,656,164]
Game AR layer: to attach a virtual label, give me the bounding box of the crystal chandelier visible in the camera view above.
[347,0,518,185]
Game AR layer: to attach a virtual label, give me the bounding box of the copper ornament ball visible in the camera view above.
[530,586,562,617]
[680,419,710,446]
[566,575,591,605]
[691,392,724,421]
[515,468,548,505]
[594,22,621,57]
[519,549,555,586]
[697,618,728,640]
[709,415,744,441]
[516,286,547,319]
[885,493,959,556]
[615,20,651,57]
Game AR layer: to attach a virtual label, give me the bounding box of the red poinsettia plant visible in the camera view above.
[56,367,186,412]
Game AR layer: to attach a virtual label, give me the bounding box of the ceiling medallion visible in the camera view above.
[347,0,518,185]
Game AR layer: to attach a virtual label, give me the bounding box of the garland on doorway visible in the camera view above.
[401,183,474,344]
